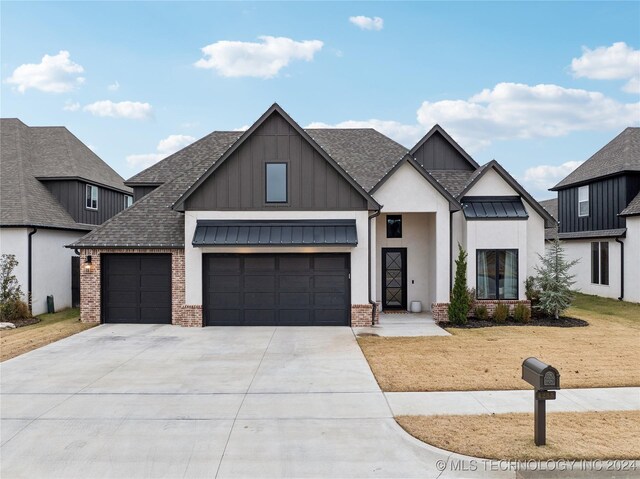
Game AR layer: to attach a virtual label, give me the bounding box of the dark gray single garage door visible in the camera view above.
[203,253,350,326]
[102,254,172,324]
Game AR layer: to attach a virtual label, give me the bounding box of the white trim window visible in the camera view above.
[124,195,133,208]
[578,185,589,217]
[86,184,98,210]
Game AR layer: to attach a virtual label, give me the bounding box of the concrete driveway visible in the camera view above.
[1,325,507,478]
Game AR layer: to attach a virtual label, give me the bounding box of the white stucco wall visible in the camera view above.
[184,210,370,306]
[624,217,640,303]
[463,168,547,300]
[0,227,82,315]
[374,213,435,310]
[372,162,451,303]
[562,239,622,300]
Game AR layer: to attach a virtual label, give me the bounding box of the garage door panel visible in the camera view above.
[102,254,171,324]
[244,292,276,307]
[244,275,276,292]
[204,253,349,326]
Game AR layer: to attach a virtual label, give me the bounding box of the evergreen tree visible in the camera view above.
[448,244,470,324]
[534,239,579,319]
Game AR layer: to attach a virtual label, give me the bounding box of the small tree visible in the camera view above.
[0,254,27,321]
[448,244,470,324]
[534,239,578,320]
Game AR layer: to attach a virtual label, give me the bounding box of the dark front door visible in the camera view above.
[203,253,350,326]
[382,248,407,310]
[71,256,80,308]
[101,254,172,324]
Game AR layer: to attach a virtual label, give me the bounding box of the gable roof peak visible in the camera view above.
[409,124,480,169]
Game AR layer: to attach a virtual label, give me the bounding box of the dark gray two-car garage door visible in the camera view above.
[102,254,172,324]
[203,253,350,326]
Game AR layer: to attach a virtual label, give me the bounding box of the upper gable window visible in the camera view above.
[578,185,589,217]
[86,184,98,210]
[386,215,402,238]
[265,163,287,203]
[124,195,133,209]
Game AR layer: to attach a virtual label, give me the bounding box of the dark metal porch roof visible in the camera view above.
[461,196,529,220]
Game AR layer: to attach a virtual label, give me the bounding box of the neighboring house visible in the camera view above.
[0,119,133,315]
[546,127,640,303]
[70,104,554,327]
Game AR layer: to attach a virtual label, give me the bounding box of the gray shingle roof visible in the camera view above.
[539,198,558,221]
[306,129,408,192]
[558,229,626,240]
[428,170,475,197]
[552,127,640,190]
[126,131,242,185]
[620,191,640,217]
[1,119,129,230]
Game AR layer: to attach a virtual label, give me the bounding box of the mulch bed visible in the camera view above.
[442,316,588,329]
[6,317,41,328]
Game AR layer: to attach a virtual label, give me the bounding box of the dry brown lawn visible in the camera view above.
[358,294,640,391]
[0,308,95,361]
[396,411,640,460]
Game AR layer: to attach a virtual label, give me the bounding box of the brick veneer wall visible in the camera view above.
[79,248,203,327]
[351,304,379,327]
[431,300,531,322]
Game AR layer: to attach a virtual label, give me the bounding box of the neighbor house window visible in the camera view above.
[265,163,287,203]
[591,241,609,285]
[124,195,133,208]
[386,215,402,238]
[578,185,589,217]
[86,184,98,210]
[476,249,518,300]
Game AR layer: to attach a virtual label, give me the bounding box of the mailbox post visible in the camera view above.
[522,357,560,446]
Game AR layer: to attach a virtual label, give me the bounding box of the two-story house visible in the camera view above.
[69,104,554,327]
[0,119,133,315]
[546,127,640,303]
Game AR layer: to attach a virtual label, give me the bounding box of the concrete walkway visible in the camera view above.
[1,324,507,479]
[386,387,640,416]
[354,311,450,337]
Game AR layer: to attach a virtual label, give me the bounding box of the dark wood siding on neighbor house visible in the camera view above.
[43,180,129,225]
[558,174,640,233]
[185,113,367,211]
[413,131,475,171]
[133,185,158,202]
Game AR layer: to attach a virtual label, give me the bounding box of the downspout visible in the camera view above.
[615,238,624,301]
[368,208,382,326]
[27,227,38,313]
[449,211,454,293]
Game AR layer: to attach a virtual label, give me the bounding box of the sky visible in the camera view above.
[2,1,639,199]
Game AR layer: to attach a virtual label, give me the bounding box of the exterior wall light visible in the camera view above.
[84,255,93,272]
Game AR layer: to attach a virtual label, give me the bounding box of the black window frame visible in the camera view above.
[86,184,98,210]
[591,241,609,285]
[386,215,402,239]
[265,162,288,204]
[476,249,519,300]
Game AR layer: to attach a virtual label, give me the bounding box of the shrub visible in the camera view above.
[493,303,509,323]
[524,276,541,308]
[0,254,29,322]
[513,303,531,323]
[474,305,489,321]
[535,238,579,319]
[448,244,470,325]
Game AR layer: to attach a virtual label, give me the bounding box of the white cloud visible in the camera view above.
[349,16,384,31]
[83,100,153,120]
[107,81,120,91]
[523,161,584,191]
[126,134,196,169]
[6,50,85,93]
[571,42,640,93]
[63,100,80,112]
[194,36,323,78]
[308,82,639,151]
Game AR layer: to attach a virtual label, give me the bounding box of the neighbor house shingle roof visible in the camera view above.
[558,229,626,240]
[620,191,640,217]
[1,119,130,230]
[552,127,640,190]
[539,198,559,240]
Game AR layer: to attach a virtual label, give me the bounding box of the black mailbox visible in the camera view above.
[522,357,560,390]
